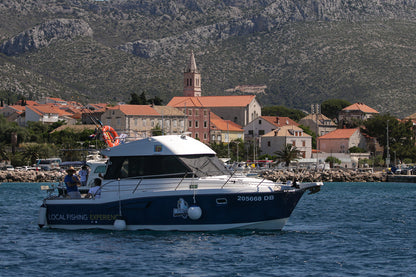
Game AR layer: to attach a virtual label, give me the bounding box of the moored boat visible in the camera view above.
[38,134,323,231]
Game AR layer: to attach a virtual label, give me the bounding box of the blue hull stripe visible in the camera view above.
[45,190,305,227]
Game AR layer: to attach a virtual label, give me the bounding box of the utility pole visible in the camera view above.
[386,120,390,168]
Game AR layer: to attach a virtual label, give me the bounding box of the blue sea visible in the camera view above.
[0,182,415,277]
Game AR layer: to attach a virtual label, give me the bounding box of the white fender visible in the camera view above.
[113,218,127,230]
[38,206,47,228]
[188,205,202,220]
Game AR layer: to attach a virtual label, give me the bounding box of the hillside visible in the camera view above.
[1,0,416,117]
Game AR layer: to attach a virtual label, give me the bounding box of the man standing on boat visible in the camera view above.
[78,165,89,186]
[64,167,81,199]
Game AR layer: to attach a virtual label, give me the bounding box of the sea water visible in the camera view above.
[0,182,415,277]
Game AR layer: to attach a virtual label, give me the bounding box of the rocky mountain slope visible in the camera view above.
[1,0,416,117]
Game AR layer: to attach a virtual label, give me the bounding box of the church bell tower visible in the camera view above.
[183,50,201,97]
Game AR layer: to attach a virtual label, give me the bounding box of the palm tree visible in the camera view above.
[275,144,301,167]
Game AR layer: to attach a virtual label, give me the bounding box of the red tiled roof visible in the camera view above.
[47,97,66,102]
[210,112,243,131]
[261,116,299,127]
[263,125,310,137]
[342,103,379,113]
[108,105,160,116]
[167,95,256,108]
[8,105,26,112]
[27,104,73,116]
[318,128,359,139]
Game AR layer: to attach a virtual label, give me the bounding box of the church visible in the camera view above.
[167,51,261,142]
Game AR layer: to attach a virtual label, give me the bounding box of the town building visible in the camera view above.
[25,104,76,125]
[299,112,337,137]
[317,128,367,154]
[260,125,312,158]
[168,51,261,142]
[183,50,201,97]
[244,116,299,141]
[210,112,244,143]
[100,104,185,140]
[338,103,379,127]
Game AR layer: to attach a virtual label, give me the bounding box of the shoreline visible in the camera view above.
[0,169,391,183]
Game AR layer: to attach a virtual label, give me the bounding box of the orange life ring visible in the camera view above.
[101,125,120,147]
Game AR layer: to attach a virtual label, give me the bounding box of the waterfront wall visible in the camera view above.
[0,171,65,183]
[0,169,388,183]
[261,169,387,183]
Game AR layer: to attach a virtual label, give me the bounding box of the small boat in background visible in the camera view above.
[39,134,323,231]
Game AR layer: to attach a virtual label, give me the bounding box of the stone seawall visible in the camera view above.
[0,171,65,183]
[261,169,387,183]
[0,169,387,183]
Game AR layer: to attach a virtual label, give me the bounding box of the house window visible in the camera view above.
[204,133,207,140]
[259,119,262,124]
[189,121,192,128]
[212,135,215,141]
[292,141,296,146]
[195,132,199,139]
[134,118,138,126]
[195,109,199,116]
[204,110,207,116]
[267,141,271,147]
[248,130,253,135]
[259,130,265,135]
[189,109,192,116]
[195,120,199,128]
[173,120,177,127]
[204,121,207,128]
[302,140,306,147]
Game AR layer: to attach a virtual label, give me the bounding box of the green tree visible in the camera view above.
[363,114,416,162]
[262,106,306,121]
[349,146,366,153]
[129,92,147,105]
[321,99,351,120]
[147,96,163,105]
[325,156,341,168]
[151,124,163,136]
[274,144,300,166]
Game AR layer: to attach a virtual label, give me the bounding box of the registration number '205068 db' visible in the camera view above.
[237,195,274,201]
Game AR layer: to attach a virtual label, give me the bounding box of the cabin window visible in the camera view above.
[105,154,228,179]
[105,156,189,179]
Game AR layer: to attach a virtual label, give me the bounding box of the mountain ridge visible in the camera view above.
[1,0,416,117]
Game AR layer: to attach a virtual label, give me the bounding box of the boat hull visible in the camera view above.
[42,190,305,231]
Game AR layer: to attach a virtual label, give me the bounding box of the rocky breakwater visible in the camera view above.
[261,169,387,183]
[0,170,65,183]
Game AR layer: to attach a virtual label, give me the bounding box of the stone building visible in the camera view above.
[100,104,185,140]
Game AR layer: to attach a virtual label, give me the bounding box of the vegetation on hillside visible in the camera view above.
[2,0,416,117]
[0,116,103,166]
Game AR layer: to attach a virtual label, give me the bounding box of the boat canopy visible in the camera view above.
[101,135,216,157]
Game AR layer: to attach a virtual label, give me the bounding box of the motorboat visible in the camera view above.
[38,135,323,231]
